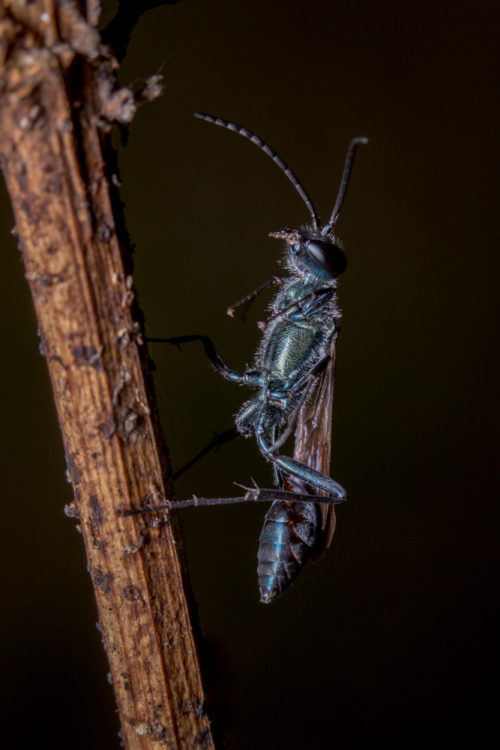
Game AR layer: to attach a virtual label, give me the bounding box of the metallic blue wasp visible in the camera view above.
[146,113,367,602]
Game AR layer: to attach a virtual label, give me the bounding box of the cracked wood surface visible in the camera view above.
[0,3,214,748]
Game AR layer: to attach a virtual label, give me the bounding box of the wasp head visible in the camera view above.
[270,227,347,281]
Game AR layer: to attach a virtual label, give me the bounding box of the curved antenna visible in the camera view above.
[322,136,368,236]
[194,112,320,229]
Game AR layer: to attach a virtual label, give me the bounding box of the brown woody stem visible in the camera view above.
[0,2,213,748]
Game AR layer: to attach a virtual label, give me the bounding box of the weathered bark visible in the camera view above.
[0,2,214,748]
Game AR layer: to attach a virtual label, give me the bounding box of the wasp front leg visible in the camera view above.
[147,334,263,386]
[258,288,335,329]
[227,275,286,319]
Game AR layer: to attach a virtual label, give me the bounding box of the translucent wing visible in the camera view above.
[293,334,338,556]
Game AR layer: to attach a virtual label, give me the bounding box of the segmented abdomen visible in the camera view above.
[257,500,319,603]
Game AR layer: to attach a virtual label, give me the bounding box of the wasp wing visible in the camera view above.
[293,334,338,556]
[258,334,340,602]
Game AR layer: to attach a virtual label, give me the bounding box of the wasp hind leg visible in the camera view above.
[255,421,346,501]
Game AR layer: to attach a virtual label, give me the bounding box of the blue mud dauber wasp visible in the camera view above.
[134,113,367,603]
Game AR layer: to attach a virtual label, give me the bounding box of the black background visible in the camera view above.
[1,1,498,748]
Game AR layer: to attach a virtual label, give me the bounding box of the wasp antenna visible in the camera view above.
[194,112,320,229]
[322,136,368,235]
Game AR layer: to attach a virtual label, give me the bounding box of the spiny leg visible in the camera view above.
[119,485,345,516]
[227,275,285,320]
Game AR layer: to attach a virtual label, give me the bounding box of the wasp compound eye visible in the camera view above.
[306,240,347,277]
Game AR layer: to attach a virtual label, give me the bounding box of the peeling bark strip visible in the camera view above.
[0,3,214,749]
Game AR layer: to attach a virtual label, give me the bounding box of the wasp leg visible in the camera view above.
[119,486,345,516]
[275,454,346,500]
[286,353,331,399]
[173,427,240,479]
[227,275,286,320]
[255,419,346,501]
[147,334,263,386]
[258,288,334,329]
[264,355,331,453]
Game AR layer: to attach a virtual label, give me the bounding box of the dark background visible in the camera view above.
[1,1,498,748]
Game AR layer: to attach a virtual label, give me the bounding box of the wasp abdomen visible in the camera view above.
[257,500,319,603]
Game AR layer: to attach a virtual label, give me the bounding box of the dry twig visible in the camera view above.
[0,2,213,748]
